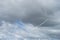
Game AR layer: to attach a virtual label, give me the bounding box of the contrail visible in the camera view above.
[39,19,48,26]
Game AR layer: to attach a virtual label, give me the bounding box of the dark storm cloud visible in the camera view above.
[0,0,60,27]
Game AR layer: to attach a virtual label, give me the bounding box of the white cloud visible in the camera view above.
[0,21,51,40]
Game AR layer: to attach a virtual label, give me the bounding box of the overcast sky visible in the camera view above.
[0,0,60,40]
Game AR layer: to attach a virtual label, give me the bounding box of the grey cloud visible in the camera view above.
[0,0,60,40]
[0,0,60,26]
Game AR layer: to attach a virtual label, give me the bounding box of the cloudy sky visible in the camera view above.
[0,0,60,40]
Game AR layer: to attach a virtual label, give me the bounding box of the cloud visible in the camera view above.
[0,21,60,40]
[0,21,50,40]
[0,0,60,40]
[0,0,59,26]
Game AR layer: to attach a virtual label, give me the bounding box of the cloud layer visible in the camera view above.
[0,0,60,40]
[0,0,59,26]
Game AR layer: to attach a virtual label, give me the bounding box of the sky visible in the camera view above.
[0,0,60,40]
